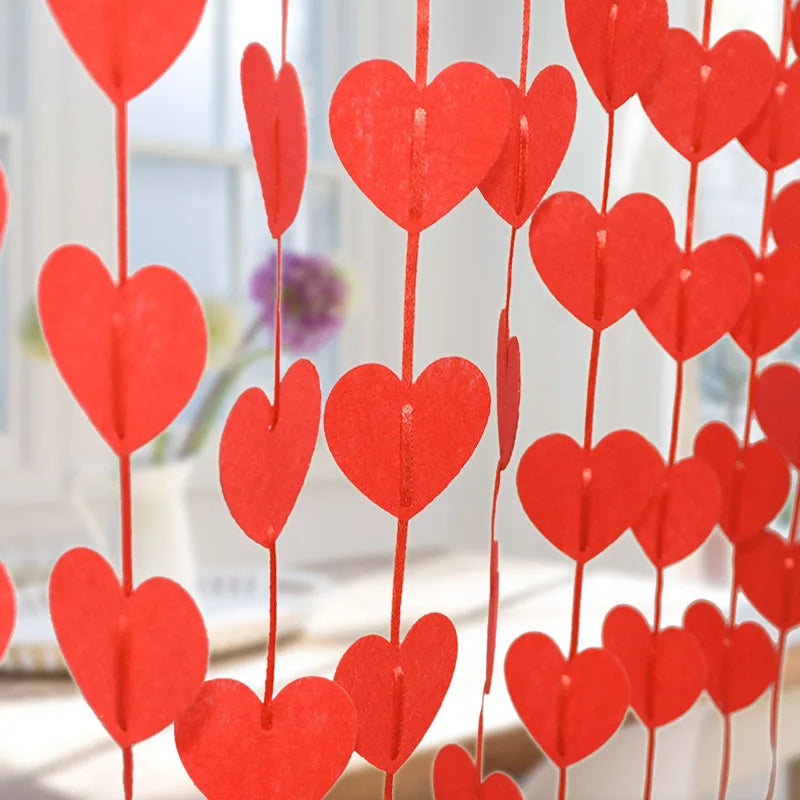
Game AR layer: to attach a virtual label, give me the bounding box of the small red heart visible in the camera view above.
[694,422,790,544]
[529,192,677,330]
[505,633,628,767]
[38,245,207,456]
[684,600,776,714]
[175,677,357,800]
[433,744,522,800]
[324,358,490,521]
[241,44,307,239]
[772,181,800,249]
[479,67,576,228]
[565,0,669,112]
[516,430,664,563]
[50,548,208,747]
[639,29,776,162]
[602,605,704,729]
[46,0,206,103]
[637,238,750,361]
[0,562,15,662]
[496,310,521,471]
[329,60,509,232]
[755,363,800,468]
[220,360,320,548]
[334,613,457,774]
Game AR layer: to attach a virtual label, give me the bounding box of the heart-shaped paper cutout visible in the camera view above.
[505,633,628,767]
[772,181,800,249]
[175,677,357,800]
[220,360,320,548]
[496,309,521,471]
[330,60,509,232]
[684,600,776,714]
[517,430,664,563]
[50,547,208,747]
[755,363,800,468]
[47,0,206,103]
[433,744,522,800]
[529,192,677,330]
[324,357,490,520]
[479,67,576,228]
[38,245,207,456]
[639,29,776,162]
[0,562,15,662]
[241,43,307,238]
[602,605,704,729]
[565,0,669,111]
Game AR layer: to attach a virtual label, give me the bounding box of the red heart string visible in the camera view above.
[772,181,800,248]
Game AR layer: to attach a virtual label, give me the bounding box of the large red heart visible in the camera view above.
[602,605,704,729]
[334,613,457,774]
[0,562,15,662]
[639,29,776,162]
[505,633,628,767]
[324,358,490,520]
[755,363,800,468]
[772,181,800,249]
[565,0,669,112]
[683,601,776,714]
[433,744,522,800]
[241,43,307,239]
[329,60,509,232]
[479,67,576,228]
[219,360,320,548]
[46,0,206,103]
[38,245,207,456]
[175,677,357,800]
[496,309,520,471]
[50,548,208,747]
[694,422,790,544]
[637,237,750,361]
[529,192,677,330]
[516,430,664,563]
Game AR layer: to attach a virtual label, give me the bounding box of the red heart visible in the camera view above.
[46,0,206,103]
[433,744,522,800]
[737,530,800,630]
[755,363,800,468]
[329,60,509,232]
[220,360,320,548]
[479,68,576,228]
[637,238,750,361]
[50,548,208,747]
[496,309,521,471]
[334,613,457,774]
[565,0,669,112]
[241,44,307,239]
[175,677,357,800]
[694,422,790,544]
[602,605,704,729]
[639,29,776,162]
[38,245,207,456]
[683,601,776,714]
[772,181,800,249]
[632,457,721,568]
[516,430,664,563]
[529,192,677,330]
[324,358,490,520]
[505,633,628,767]
[0,562,15,662]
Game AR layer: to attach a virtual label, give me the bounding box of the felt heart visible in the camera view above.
[772,181,800,249]
[496,309,521,471]
[50,547,208,747]
[632,457,721,568]
[565,0,669,111]
[433,744,522,800]
[329,60,510,232]
[324,358,490,520]
[736,530,800,630]
[602,605,704,729]
[0,562,15,662]
[175,677,357,800]
[505,633,628,767]
[755,363,800,468]
[529,192,677,330]
[219,360,320,548]
[637,237,750,361]
[516,430,664,563]
[639,29,776,162]
[683,601,776,714]
[334,613,457,774]
[241,43,307,239]
[694,422,790,544]
[479,67,576,228]
[38,245,207,456]
[46,0,207,103]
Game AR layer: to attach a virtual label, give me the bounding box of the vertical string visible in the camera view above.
[261,542,278,728]
[415,0,430,89]
[273,236,283,415]
[518,0,531,92]
[281,0,288,66]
